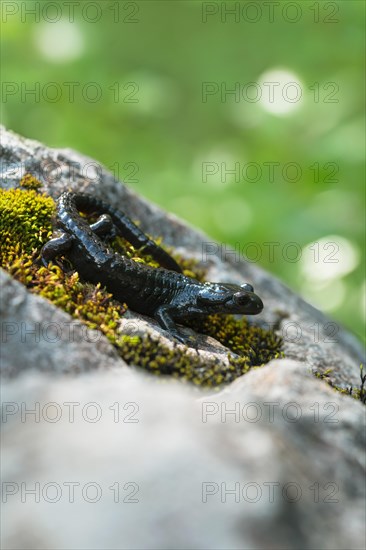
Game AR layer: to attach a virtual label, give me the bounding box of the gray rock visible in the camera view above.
[0,269,126,376]
[1,126,365,550]
[1,361,365,550]
[1,125,364,387]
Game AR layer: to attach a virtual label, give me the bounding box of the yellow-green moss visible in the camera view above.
[19,173,43,190]
[191,314,283,367]
[314,364,366,404]
[115,334,251,387]
[0,187,54,265]
[1,178,283,388]
[0,184,125,339]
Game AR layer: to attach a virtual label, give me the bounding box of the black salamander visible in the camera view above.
[40,192,263,344]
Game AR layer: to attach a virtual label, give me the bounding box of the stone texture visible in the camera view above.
[1,125,364,387]
[0,269,126,376]
[1,361,365,550]
[1,126,365,550]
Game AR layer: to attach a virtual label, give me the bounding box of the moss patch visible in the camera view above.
[314,364,366,405]
[0,187,54,266]
[117,334,252,387]
[1,177,283,388]
[191,314,282,367]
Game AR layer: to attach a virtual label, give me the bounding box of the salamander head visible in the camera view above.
[197,282,263,315]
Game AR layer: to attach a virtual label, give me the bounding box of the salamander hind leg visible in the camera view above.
[90,214,116,240]
[142,241,182,273]
[102,207,182,272]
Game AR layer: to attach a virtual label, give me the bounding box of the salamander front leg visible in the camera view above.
[155,306,196,347]
[39,233,73,266]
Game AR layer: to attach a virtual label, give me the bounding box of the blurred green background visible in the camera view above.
[1,0,365,342]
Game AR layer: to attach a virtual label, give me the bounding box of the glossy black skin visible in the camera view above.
[40,192,263,344]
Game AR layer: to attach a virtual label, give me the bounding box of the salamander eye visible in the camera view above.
[233,291,251,305]
[240,283,254,293]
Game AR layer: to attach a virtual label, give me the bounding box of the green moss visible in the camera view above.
[314,364,366,404]
[0,187,54,265]
[1,180,283,388]
[0,185,125,339]
[115,334,251,387]
[19,173,43,190]
[191,314,283,367]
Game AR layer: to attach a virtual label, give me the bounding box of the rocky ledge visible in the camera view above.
[1,126,365,550]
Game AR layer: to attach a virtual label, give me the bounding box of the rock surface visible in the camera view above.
[1,126,365,549]
[1,125,364,386]
[2,362,365,550]
[0,269,126,377]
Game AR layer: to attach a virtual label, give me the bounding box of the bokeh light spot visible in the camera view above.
[301,279,346,312]
[300,235,360,283]
[34,21,84,62]
[258,68,304,116]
